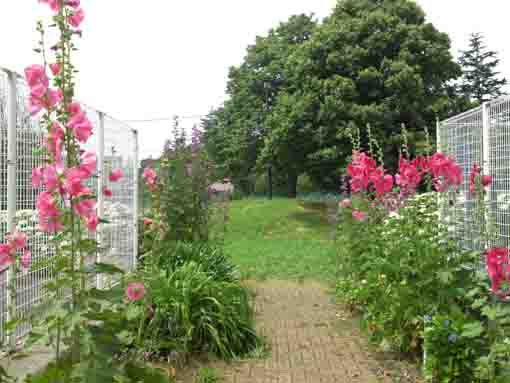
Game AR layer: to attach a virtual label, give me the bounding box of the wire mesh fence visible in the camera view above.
[0,67,138,341]
[438,97,510,253]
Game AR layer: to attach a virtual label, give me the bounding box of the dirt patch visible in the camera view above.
[173,280,423,383]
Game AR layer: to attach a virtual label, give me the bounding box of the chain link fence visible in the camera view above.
[0,67,138,341]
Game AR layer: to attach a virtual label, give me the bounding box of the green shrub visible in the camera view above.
[158,241,239,282]
[424,314,485,382]
[135,262,260,360]
[337,193,478,354]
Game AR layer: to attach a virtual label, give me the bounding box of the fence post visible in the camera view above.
[482,102,491,247]
[132,129,139,270]
[5,69,18,345]
[96,111,105,289]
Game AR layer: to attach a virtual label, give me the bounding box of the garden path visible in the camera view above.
[178,280,407,383]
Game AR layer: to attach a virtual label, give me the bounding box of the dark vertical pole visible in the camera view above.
[268,165,273,200]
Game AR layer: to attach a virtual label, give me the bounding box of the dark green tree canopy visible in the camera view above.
[204,0,465,195]
[459,32,507,103]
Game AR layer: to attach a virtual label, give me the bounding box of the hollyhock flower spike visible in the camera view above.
[109,169,123,182]
[485,247,510,296]
[126,282,145,302]
[21,250,32,270]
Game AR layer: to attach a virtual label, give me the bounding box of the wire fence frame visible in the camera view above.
[438,97,510,254]
[0,66,139,342]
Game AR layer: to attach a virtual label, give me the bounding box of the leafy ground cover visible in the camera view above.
[222,198,337,282]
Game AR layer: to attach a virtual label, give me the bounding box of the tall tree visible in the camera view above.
[459,32,507,103]
[259,0,462,195]
[202,14,318,193]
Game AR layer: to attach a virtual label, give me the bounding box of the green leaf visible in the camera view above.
[89,262,125,275]
[461,322,484,338]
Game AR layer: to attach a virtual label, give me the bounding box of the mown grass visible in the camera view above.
[223,198,337,282]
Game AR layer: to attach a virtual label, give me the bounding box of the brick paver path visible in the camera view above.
[178,280,389,383]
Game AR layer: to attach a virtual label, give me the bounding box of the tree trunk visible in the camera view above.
[287,170,298,198]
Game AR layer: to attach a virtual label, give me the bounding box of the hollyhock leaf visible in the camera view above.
[90,262,125,275]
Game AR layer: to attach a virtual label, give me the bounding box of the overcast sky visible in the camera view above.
[1,1,508,158]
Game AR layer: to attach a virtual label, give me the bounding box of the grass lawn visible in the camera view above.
[223,198,337,282]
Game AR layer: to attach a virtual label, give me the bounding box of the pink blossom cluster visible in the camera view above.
[143,168,158,192]
[347,152,394,198]
[39,0,84,29]
[486,247,510,297]
[0,232,31,270]
[469,163,492,195]
[25,65,63,116]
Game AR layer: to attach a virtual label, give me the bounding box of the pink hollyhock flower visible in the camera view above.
[482,175,492,187]
[74,199,96,220]
[68,102,82,116]
[340,199,352,208]
[50,63,61,76]
[86,215,99,232]
[486,247,510,295]
[143,167,158,191]
[32,167,43,188]
[45,122,64,163]
[28,95,44,115]
[469,163,481,194]
[79,151,97,177]
[6,231,27,250]
[64,168,90,197]
[396,157,422,197]
[24,65,49,89]
[109,169,123,182]
[21,250,32,270]
[30,83,48,99]
[68,110,93,143]
[103,187,113,197]
[38,0,61,12]
[370,170,394,198]
[67,0,80,9]
[427,153,463,192]
[352,209,367,222]
[0,245,14,267]
[126,282,145,301]
[36,192,62,233]
[45,88,63,109]
[143,218,153,226]
[69,8,85,28]
[347,152,377,193]
[42,165,59,191]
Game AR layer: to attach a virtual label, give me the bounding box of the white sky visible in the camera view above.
[1,1,509,159]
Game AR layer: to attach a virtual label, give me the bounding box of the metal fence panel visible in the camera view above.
[439,97,510,253]
[0,67,138,342]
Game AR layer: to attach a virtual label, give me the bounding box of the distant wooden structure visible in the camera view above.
[208,178,234,201]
